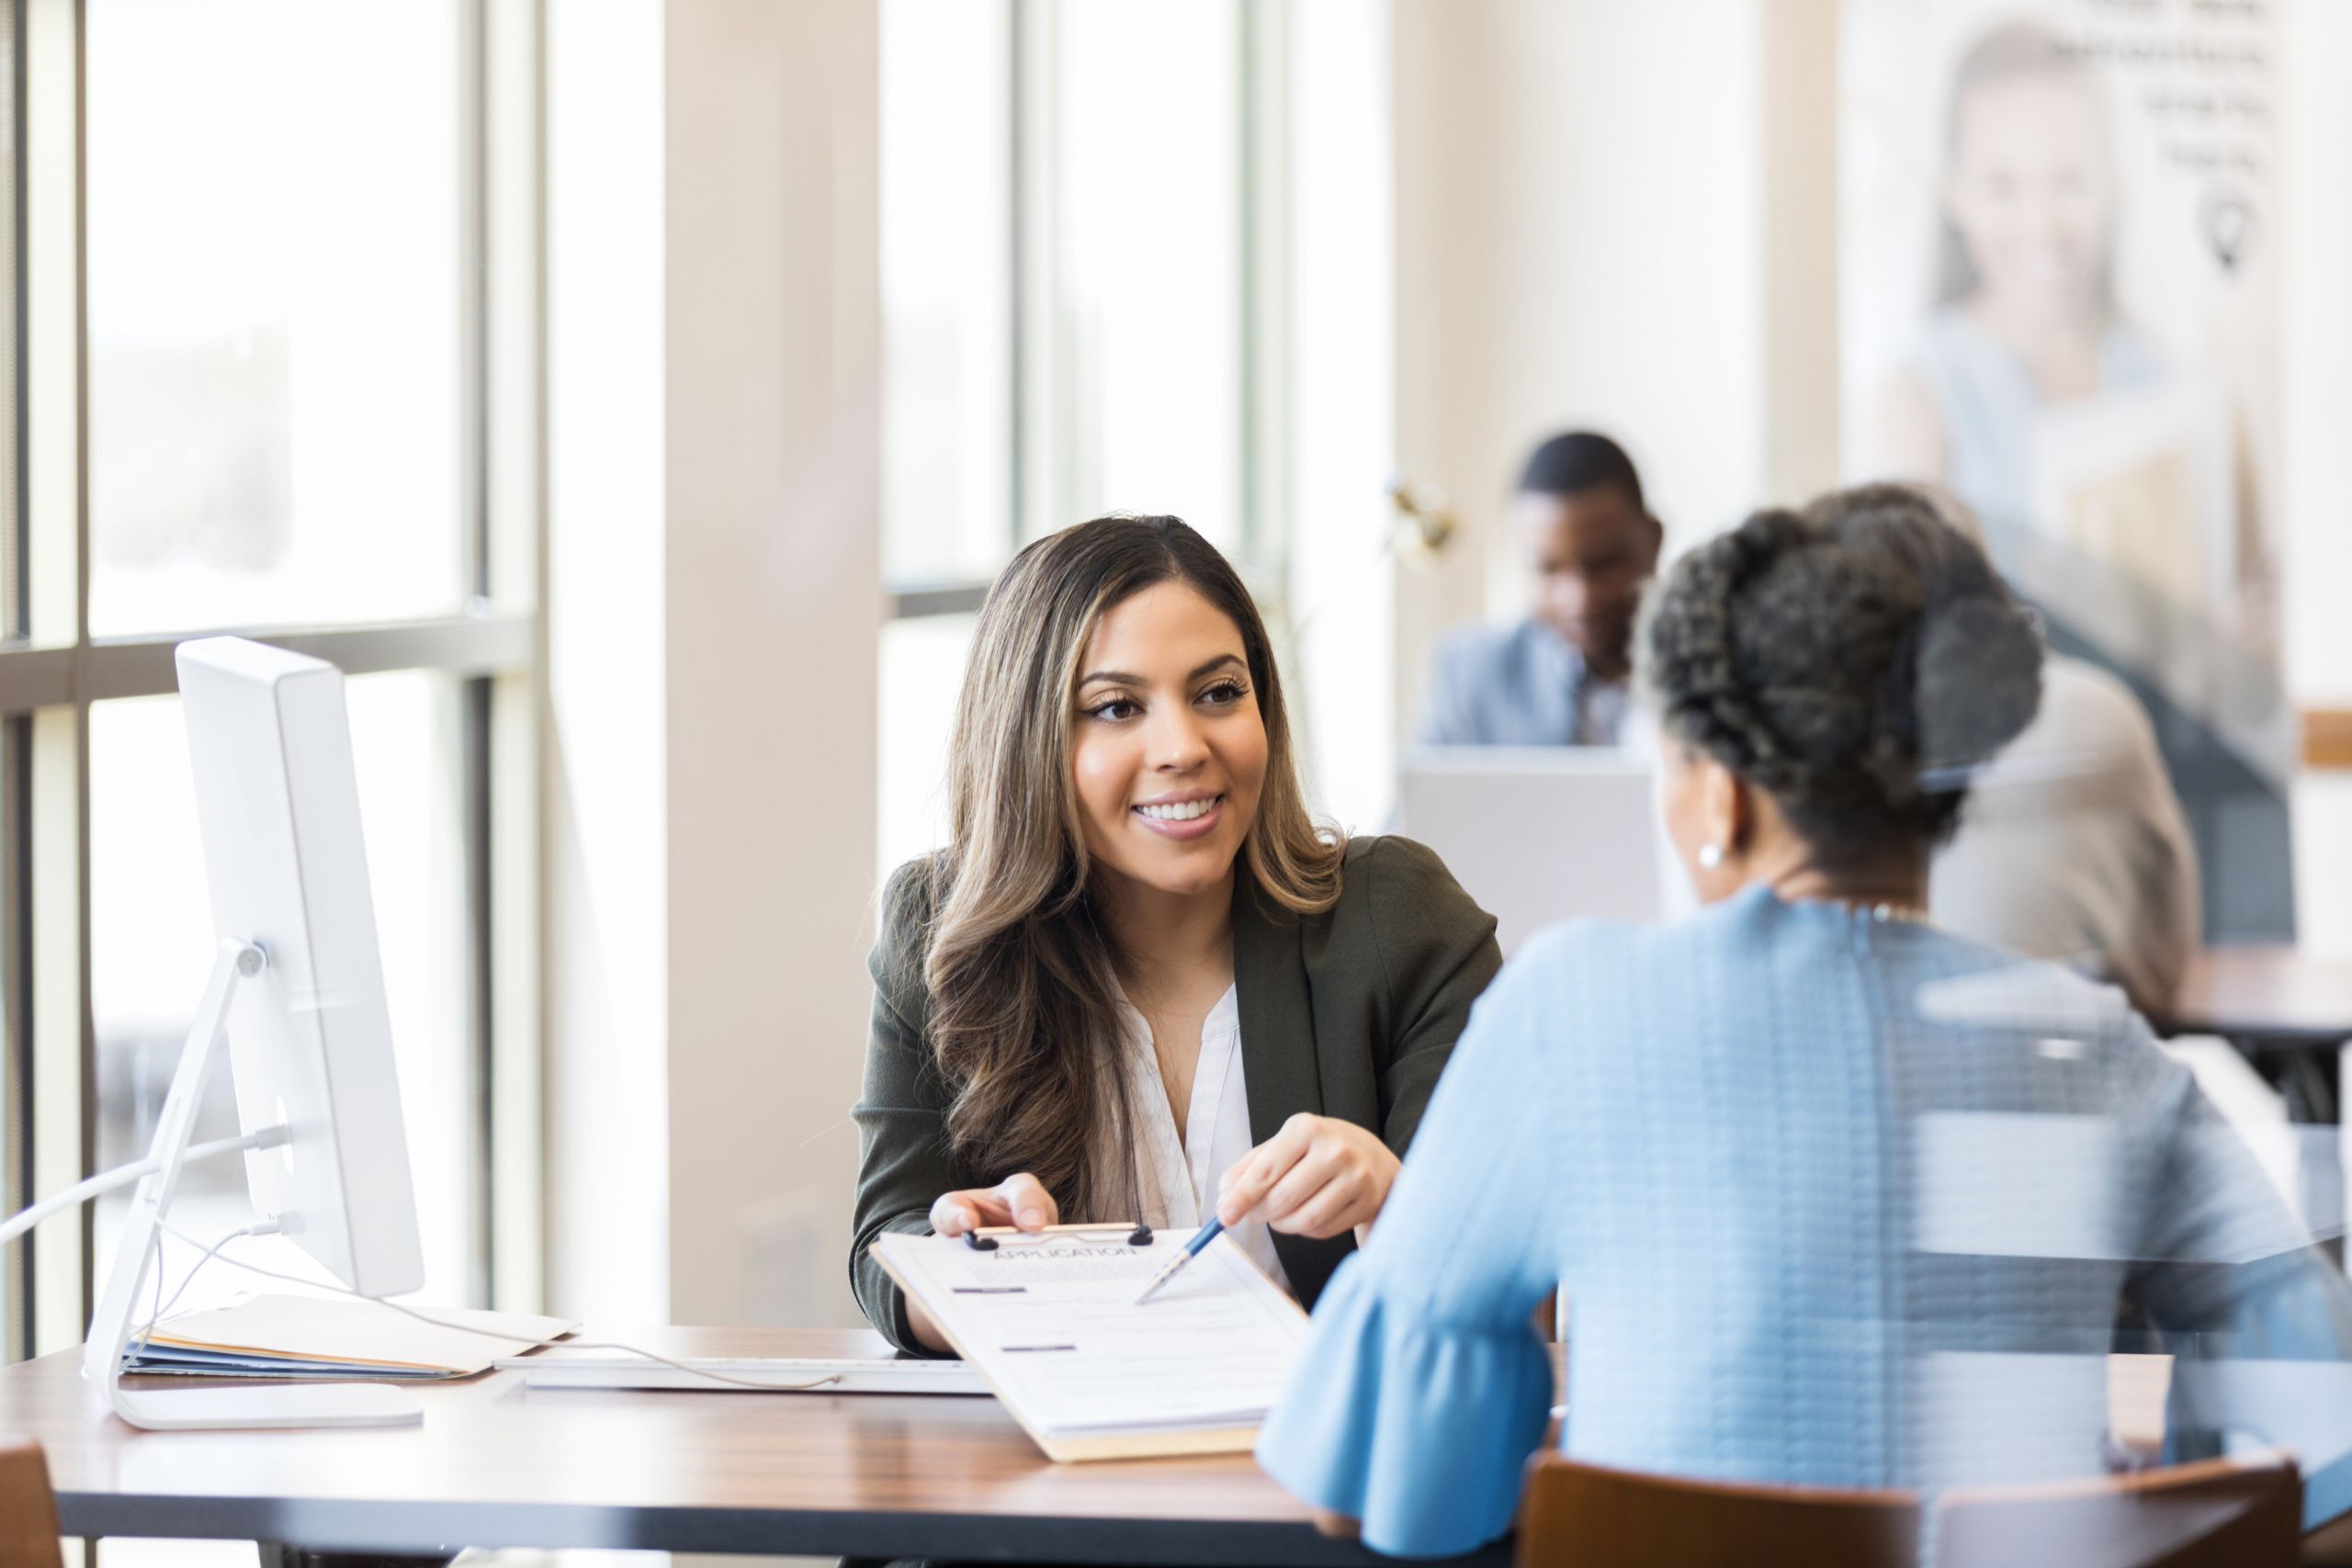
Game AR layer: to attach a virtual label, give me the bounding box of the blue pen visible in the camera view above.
[1131,1215,1225,1305]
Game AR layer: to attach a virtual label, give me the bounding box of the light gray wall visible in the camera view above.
[1388,0,1778,746]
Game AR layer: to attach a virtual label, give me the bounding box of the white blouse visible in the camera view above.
[1112,982,1292,1293]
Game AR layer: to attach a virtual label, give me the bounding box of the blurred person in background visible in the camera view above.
[1917,487,2201,1019]
[1415,431,1662,749]
[1257,485,2352,1558]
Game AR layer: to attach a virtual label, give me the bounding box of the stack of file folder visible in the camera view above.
[125,1293,575,1380]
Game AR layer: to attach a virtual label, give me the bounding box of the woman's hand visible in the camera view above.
[928,1172,1060,1238]
[1216,1114,1399,1240]
[904,1174,1063,1353]
[1309,1507,1362,1540]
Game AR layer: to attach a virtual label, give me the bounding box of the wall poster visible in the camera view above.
[1840,0,2293,938]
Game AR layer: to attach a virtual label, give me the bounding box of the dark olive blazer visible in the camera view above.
[849,835,1502,1354]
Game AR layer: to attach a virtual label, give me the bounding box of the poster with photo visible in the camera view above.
[1840,0,2294,937]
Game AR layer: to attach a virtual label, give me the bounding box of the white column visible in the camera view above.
[661,0,881,1329]
[2281,0,2352,955]
[544,0,672,1325]
[1761,0,1842,507]
[1286,0,1398,834]
[543,0,880,1330]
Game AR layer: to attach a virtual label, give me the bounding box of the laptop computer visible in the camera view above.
[1395,747,1683,955]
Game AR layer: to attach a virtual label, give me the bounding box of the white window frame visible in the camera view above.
[0,0,548,1363]
[884,0,1291,625]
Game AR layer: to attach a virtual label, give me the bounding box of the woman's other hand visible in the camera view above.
[1216,1113,1399,1240]
[1309,1507,1362,1540]
[906,1174,1063,1353]
[928,1172,1061,1238]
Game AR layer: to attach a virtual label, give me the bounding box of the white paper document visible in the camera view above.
[871,1229,1309,1460]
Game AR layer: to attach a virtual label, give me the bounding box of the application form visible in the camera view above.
[872,1229,1308,1460]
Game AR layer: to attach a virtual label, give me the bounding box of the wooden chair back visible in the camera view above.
[1514,1452,1921,1568]
[1932,1451,2300,1568]
[1515,1450,2297,1568]
[0,1437,63,1568]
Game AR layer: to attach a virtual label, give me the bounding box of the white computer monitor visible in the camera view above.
[1396,746,1690,955]
[83,637,427,1429]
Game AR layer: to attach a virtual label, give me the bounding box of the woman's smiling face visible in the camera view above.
[1946,73,2115,321]
[1069,581,1268,901]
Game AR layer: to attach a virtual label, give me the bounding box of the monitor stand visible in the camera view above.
[82,937,424,1431]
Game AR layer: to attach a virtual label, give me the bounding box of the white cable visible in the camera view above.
[133,1228,168,1359]
[126,1221,283,1358]
[0,1126,290,1249]
[152,1220,843,1393]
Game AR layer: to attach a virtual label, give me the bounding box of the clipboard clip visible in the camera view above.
[965,1221,1154,1252]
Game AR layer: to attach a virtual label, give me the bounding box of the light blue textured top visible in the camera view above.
[1255,888,2352,1558]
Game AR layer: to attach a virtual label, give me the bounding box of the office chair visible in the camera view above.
[0,1438,62,1568]
[1514,1450,2300,1568]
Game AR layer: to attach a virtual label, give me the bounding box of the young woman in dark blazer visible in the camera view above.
[852,515,1499,1354]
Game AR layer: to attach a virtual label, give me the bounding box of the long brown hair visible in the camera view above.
[915,515,1342,1221]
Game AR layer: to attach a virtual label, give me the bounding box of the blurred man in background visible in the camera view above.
[1416,431,1663,748]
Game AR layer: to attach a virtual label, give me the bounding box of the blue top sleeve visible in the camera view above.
[1254,938,1570,1557]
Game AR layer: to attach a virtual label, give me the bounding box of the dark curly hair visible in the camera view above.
[1640,483,2044,869]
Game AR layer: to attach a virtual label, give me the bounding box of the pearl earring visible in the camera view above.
[1698,843,1724,870]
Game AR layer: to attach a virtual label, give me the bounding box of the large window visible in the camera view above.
[1048,2,1244,545]
[879,0,1012,590]
[877,0,1263,879]
[0,0,543,1375]
[86,2,471,637]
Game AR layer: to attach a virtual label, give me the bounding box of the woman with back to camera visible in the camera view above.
[851,514,1500,1355]
[1255,485,2352,1557]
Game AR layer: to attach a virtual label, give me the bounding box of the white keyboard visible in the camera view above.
[495,1350,990,1396]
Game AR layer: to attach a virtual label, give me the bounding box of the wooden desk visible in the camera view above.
[2160,948,2352,1051]
[2154,946,2352,1123]
[0,1325,1495,1566]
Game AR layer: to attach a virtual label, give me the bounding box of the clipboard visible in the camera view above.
[871,1224,1308,1462]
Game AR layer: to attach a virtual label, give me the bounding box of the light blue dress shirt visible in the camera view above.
[1416,616,1628,748]
[1255,888,2352,1558]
